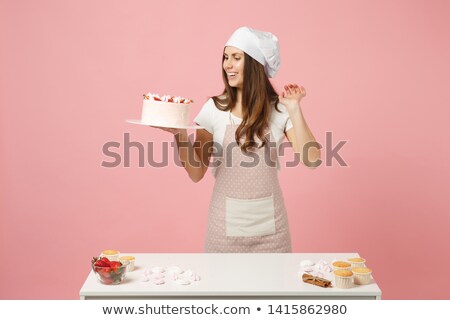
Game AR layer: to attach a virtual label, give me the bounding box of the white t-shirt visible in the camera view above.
[193,98,293,173]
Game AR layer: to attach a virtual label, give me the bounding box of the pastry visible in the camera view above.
[100,250,120,261]
[333,269,353,289]
[119,256,135,272]
[332,261,351,271]
[348,257,366,268]
[352,267,372,285]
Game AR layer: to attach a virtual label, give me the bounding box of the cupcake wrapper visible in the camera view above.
[126,261,135,272]
[334,276,353,289]
[349,262,366,269]
[353,273,371,285]
[120,260,135,272]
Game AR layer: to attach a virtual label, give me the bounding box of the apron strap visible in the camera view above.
[228,110,236,125]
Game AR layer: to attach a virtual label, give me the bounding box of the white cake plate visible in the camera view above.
[126,119,204,130]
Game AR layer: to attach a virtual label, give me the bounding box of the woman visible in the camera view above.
[158,26,320,253]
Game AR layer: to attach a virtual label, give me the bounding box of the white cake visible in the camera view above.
[140,93,192,128]
[127,93,203,129]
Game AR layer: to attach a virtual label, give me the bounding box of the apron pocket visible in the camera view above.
[225,194,276,237]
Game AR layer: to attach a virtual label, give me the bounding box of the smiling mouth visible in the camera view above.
[227,72,237,79]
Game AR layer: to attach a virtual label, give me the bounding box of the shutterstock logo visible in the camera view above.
[101,132,348,168]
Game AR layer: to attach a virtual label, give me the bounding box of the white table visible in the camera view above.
[79,253,382,300]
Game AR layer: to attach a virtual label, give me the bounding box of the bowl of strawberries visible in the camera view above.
[91,256,127,285]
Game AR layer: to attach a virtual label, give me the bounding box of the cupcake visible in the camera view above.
[100,250,120,261]
[333,269,353,289]
[347,257,366,268]
[352,267,372,285]
[332,261,351,271]
[119,256,135,271]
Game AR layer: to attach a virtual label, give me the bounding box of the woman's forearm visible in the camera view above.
[173,132,206,182]
[288,105,321,166]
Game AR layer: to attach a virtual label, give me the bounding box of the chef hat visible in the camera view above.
[225,26,280,78]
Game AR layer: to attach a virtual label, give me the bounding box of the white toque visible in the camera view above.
[225,26,281,78]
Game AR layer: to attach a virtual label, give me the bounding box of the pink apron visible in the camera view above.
[205,111,292,253]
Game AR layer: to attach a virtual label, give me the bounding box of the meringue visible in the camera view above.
[167,266,183,275]
[149,273,165,280]
[175,278,191,285]
[144,268,152,277]
[171,273,181,281]
[191,274,201,281]
[298,259,333,281]
[300,259,315,268]
[184,269,194,278]
[303,266,314,273]
[153,278,165,285]
[142,264,201,285]
[151,266,165,274]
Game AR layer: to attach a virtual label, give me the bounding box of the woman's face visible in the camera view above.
[223,46,244,89]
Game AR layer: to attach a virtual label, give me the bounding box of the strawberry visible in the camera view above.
[94,259,110,267]
[94,266,108,273]
[153,96,161,101]
[109,261,122,271]
[99,267,112,276]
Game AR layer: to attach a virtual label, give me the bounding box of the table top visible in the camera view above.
[80,253,382,299]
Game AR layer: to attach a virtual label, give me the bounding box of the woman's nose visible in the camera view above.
[225,60,233,69]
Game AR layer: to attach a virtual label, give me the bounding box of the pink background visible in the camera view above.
[1,0,449,299]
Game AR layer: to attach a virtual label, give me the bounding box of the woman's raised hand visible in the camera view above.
[279,84,306,110]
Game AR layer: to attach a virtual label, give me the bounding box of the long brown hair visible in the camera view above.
[212,51,281,153]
